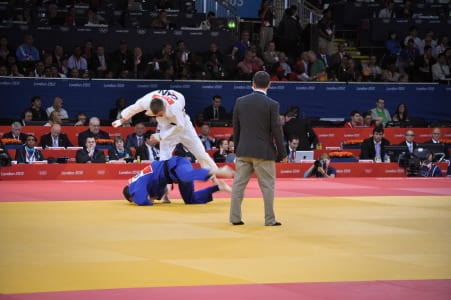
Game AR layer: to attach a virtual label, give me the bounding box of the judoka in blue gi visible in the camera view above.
[123,156,234,205]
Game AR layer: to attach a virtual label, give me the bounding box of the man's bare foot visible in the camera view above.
[214,165,234,178]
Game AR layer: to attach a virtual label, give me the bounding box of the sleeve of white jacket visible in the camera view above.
[120,93,152,121]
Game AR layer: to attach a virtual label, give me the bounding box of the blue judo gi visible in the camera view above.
[128,156,219,206]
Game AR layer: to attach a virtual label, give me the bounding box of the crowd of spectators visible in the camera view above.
[0,1,449,82]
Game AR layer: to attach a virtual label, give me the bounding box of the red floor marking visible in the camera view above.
[1,280,450,300]
[1,178,450,202]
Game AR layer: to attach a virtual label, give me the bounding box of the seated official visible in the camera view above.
[76,136,106,163]
[38,124,73,148]
[15,134,45,164]
[359,126,390,162]
[135,130,160,162]
[108,136,132,161]
[77,117,110,146]
[304,153,336,178]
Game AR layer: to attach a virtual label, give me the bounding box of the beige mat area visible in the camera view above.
[1,196,451,294]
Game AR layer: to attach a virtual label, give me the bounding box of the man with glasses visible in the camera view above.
[399,129,417,158]
[78,117,110,146]
[370,98,391,127]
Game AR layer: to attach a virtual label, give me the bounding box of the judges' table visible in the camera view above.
[1,162,448,180]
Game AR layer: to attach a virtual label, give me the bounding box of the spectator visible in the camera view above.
[9,64,24,77]
[230,30,251,63]
[370,98,392,127]
[200,11,216,30]
[303,153,336,178]
[362,111,375,128]
[203,95,227,121]
[382,64,402,82]
[67,46,88,73]
[317,8,335,55]
[362,55,382,81]
[74,112,88,126]
[28,96,47,121]
[434,35,449,58]
[384,32,401,68]
[198,123,216,150]
[38,124,73,148]
[109,97,128,124]
[44,110,63,127]
[277,7,302,60]
[392,103,410,123]
[77,117,110,146]
[3,121,27,143]
[0,36,11,62]
[132,47,150,79]
[108,136,132,161]
[20,109,33,126]
[414,45,435,82]
[431,53,450,82]
[46,96,70,121]
[378,0,396,18]
[359,126,391,162]
[15,134,44,164]
[330,42,349,72]
[156,0,174,10]
[399,38,420,78]
[344,110,363,128]
[52,45,65,72]
[262,41,280,70]
[397,0,414,19]
[110,40,133,77]
[236,49,264,80]
[308,51,326,81]
[76,136,106,163]
[151,10,170,29]
[86,8,106,25]
[15,34,40,63]
[403,26,422,54]
[258,0,275,53]
[316,45,331,69]
[213,138,232,163]
[204,42,225,79]
[46,3,64,25]
[89,45,109,78]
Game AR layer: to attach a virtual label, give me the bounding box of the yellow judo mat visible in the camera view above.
[1,195,451,294]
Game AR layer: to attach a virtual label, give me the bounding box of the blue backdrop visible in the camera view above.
[0,78,450,123]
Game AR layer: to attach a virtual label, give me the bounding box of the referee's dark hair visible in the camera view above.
[253,71,271,89]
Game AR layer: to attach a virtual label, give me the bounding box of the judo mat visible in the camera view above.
[1,177,450,300]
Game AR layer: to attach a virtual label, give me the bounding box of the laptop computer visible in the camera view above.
[294,150,314,162]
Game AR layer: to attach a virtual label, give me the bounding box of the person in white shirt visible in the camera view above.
[378,0,396,18]
[431,53,450,81]
[112,90,217,170]
[45,96,69,121]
